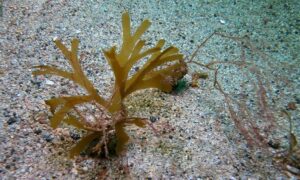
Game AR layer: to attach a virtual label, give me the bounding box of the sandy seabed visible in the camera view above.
[1,0,299,179]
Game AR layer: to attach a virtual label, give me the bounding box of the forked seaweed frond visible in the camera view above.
[33,12,187,158]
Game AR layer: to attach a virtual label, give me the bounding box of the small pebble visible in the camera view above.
[70,132,80,140]
[45,79,54,85]
[34,128,42,135]
[3,110,10,117]
[5,164,11,170]
[220,19,226,24]
[30,79,42,88]
[295,97,300,104]
[286,165,300,175]
[287,102,297,110]
[0,168,5,174]
[82,166,88,171]
[268,139,280,149]
[42,133,54,142]
[149,116,158,123]
[7,117,17,125]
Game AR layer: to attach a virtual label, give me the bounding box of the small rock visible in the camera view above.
[287,102,297,110]
[30,79,42,88]
[149,116,158,123]
[34,128,42,135]
[268,139,280,149]
[45,79,54,85]
[3,109,10,117]
[53,36,58,41]
[5,164,11,170]
[20,167,27,173]
[295,96,300,104]
[70,132,80,140]
[220,19,226,24]
[82,166,88,171]
[0,168,5,174]
[286,165,300,175]
[42,133,54,142]
[7,117,17,125]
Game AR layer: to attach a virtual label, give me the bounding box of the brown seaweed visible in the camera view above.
[33,12,187,158]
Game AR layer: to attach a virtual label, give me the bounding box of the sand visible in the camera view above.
[1,0,299,179]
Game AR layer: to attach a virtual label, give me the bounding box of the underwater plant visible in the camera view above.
[33,12,187,158]
[274,111,300,178]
